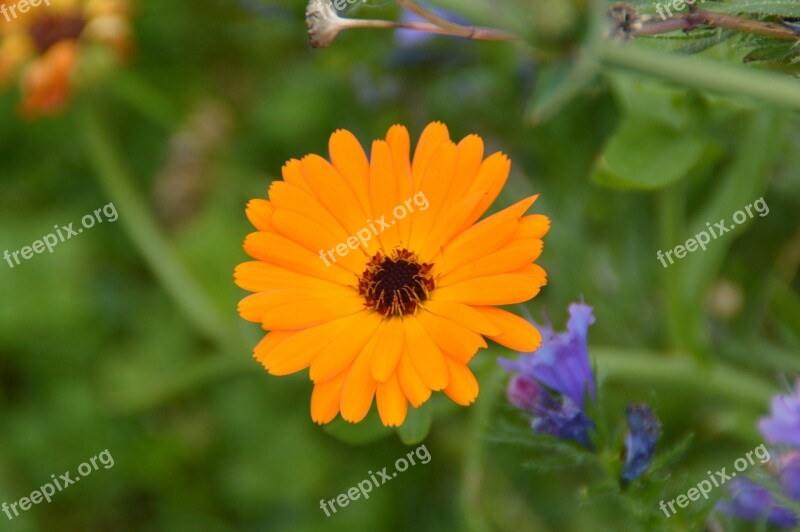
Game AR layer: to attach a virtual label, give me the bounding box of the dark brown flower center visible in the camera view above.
[28,13,86,54]
[358,249,434,317]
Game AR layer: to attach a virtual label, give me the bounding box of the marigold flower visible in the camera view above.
[235,122,549,427]
[0,0,132,117]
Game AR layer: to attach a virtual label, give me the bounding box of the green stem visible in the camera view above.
[109,69,182,130]
[460,363,504,532]
[78,108,235,350]
[657,185,694,353]
[599,43,800,110]
[106,352,252,414]
[592,346,775,407]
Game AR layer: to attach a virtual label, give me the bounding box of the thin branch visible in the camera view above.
[394,0,471,36]
[637,9,800,41]
[343,17,517,41]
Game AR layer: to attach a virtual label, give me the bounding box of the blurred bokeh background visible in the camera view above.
[1,0,799,530]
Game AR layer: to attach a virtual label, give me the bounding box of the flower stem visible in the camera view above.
[394,0,471,36]
[638,9,800,41]
[592,346,775,408]
[460,363,505,532]
[599,42,800,110]
[78,108,235,350]
[343,17,516,41]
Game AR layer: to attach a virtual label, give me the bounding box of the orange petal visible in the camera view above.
[397,352,431,408]
[448,134,485,201]
[340,331,380,423]
[438,238,544,287]
[376,373,408,427]
[268,181,350,241]
[422,299,500,336]
[310,312,382,383]
[386,125,413,245]
[458,152,511,230]
[433,195,538,274]
[404,316,449,391]
[369,140,401,250]
[416,310,486,364]
[433,269,547,306]
[311,371,347,425]
[271,209,367,274]
[515,214,550,239]
[329,129,371,215]
[254,314,361,375]
[411,122,450,190]
[371,318,405,383]
[281,159,312,193]
[243,232,354,286]
[408,141,458,253]
[443,358,479,406]
[300,154,370,238]
[245,199,275,232]
[475,306,543,352]
[234,261,346,293]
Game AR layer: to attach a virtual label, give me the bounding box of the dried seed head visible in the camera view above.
[607,3,642,42]
[305,0,346,48]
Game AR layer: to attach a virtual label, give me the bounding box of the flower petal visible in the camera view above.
[376,373,408,427]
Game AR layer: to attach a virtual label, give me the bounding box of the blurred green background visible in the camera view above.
[1,0,799,530]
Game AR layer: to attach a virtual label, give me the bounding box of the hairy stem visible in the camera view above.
[638,9,800,41]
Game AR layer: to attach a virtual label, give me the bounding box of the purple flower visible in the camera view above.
[506,374,544,413]
[621,404,662,483]
[716,478,798,529]
[499,303,596,408]
[759,379,800,447]
[780,451,800,501]
[500,303,597,448]
[531,396,595,448]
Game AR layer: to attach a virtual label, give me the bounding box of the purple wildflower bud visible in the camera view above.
[758,379,800,447]
[780,451,800,502]
[506,374,543,413]
[716,478,799,529]
[532,396,595,449]
[621,404,662,483]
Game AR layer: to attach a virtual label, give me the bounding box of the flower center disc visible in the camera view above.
[28,13,86,53]
[358,249,434,317]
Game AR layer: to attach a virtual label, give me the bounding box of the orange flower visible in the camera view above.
[0,0,131,117]
[235,122,550,427]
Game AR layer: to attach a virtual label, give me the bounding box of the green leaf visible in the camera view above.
[649,433,695,474]
[713,0,800,17]
[592,119,711,189]
[525,54,601,125]
[323,408,393,445]
[396,403,433,445]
